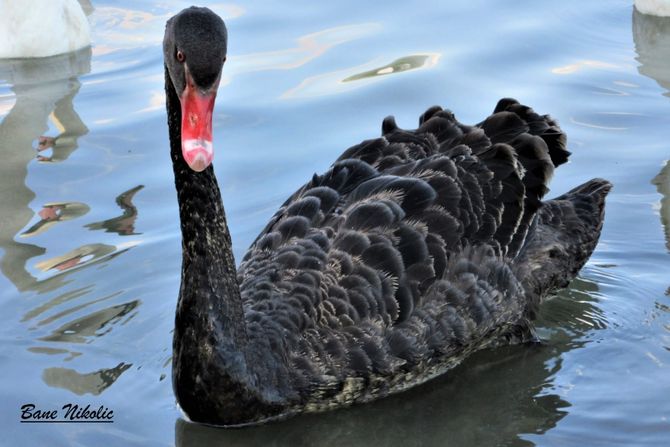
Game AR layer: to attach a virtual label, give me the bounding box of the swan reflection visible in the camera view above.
[0,47,142,292]
[0,51,143,398]
[652,161,670,252]
[85,185,144,236]
[20,201,90,238]
[27,289,140,393]
[633,7,670,310]
[176,277,604,446]
[34,96,89,164]
[633,8,670,97]
[0,48,91,293]
[633,10,670,252]
[38,298,140,343]
[35,243,117,272]
[42,362,132,396]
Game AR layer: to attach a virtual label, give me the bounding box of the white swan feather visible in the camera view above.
[0,0,90,58]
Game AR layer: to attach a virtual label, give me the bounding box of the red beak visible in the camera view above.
[180,67,218,172]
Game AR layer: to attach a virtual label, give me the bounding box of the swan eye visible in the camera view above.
[176,50,185,63]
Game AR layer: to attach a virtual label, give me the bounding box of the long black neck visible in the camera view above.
[167,67,286,424]
[166,65,247,344]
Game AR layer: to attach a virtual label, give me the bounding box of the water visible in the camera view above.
[1,0,669,445]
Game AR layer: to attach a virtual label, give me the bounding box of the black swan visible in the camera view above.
[165,7,612,426]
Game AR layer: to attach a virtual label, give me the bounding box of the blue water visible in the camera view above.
[1,0,669,445]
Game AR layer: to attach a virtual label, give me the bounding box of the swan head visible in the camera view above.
[164,7,227,172]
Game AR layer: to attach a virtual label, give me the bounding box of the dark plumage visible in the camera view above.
[165,7,611,426]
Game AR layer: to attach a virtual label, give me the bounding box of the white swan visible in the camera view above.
[0,0,91,58]
[635,0,670,16]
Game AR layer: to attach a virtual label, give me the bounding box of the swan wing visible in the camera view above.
[237,99,568,392]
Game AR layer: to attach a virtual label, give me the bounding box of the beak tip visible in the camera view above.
[189,158,210,172]
[182,142,213,172]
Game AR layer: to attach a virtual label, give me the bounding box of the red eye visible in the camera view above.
[176,50,185,62]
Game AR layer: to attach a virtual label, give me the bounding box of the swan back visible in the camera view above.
[0,0,90,58]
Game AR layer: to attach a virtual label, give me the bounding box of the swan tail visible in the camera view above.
[518,178,612,318]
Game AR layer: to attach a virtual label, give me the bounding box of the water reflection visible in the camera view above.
[20,202,90,238]
[11,241,137,296]
[36,243,117,272]
[0,48,91,293]
[342,54,441,82]
[632,8,670,312]
[633,8,670,96]
[42,362,132,395]
[85,185,144,236]
[551,60,618,75]
[633,9,670,252]
[30,293,140,393]
[282,53,440,99]
[0,49,142,298]
[176,278,604,447]
[34,88,89,163]
[233,24,382,74]
[38,298,139,342]
[652,161,670,251]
